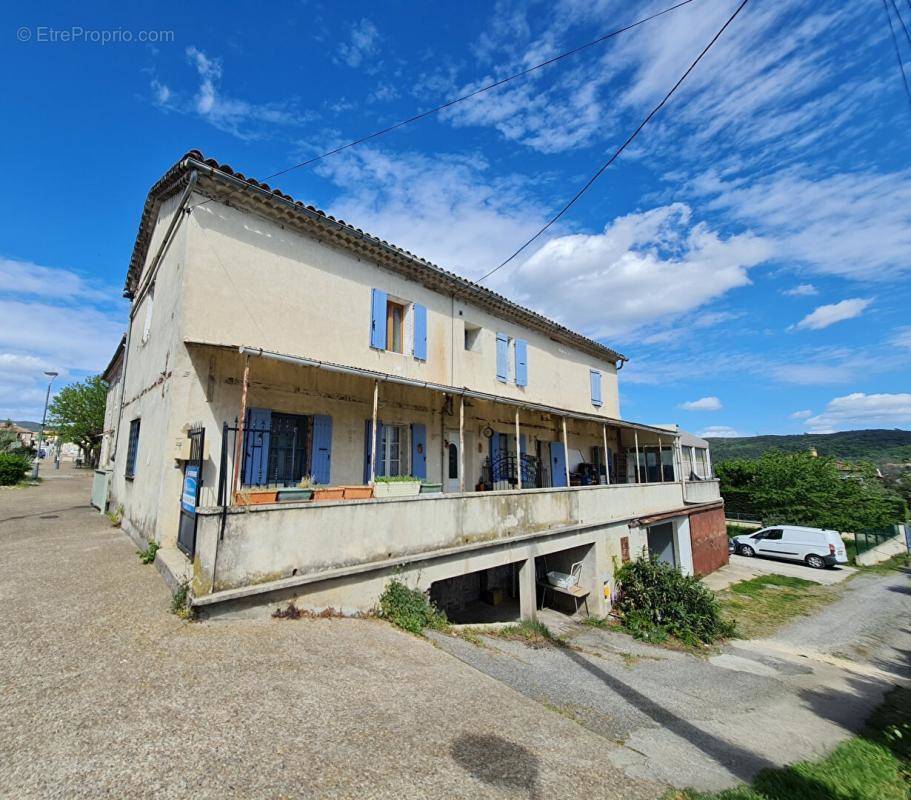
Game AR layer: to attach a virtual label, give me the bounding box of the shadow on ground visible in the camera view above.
[451,733,541,799]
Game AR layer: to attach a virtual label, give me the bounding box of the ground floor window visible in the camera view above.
[266,413,309,486]
[125,419,140,479]
[380,424,408,476]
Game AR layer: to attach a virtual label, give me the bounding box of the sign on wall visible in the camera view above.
[181,465,200,514]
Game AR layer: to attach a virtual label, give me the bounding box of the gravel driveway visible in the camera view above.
[0,468,659,800]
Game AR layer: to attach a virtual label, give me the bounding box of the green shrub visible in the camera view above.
[138,541,160,565]
[615,554,735,645]
[0,452,30,485]
[374,475,419,482]
[377,577,449,634]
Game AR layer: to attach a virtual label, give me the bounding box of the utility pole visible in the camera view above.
[32,371,58,481]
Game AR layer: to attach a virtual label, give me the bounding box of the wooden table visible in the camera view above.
[537,581,590,616]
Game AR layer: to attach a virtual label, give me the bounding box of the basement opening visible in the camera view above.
[429,562,521,625]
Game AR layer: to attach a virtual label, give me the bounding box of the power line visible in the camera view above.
[188,0,699,212]
[477,0,751,283]
[889,0,911,49]
[883,0,911,112]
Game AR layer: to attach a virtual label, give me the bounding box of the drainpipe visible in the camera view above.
[112,168,199,460]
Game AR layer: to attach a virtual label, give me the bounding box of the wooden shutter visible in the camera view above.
[515,339,528,387]
[413,304,427,361]
[496,333,508,382]
[410,423,427,479]
[590,369,602,407]
[243,408,271,486]
[370,289,387,350]
[310,415,332,484]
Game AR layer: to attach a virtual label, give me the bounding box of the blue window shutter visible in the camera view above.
[311,415,332,484]
[519,433,528,482]
[590,370,602,407]
[375,422,385,477]
[496,333,508,382]
[490,432,503,481]
[550,441,568,487]
[370,288,387,350]
[243,408,271,486]
[519,433,527,456]
[413,304,427,361]
[410,423,427,479]
[515,339,528,387]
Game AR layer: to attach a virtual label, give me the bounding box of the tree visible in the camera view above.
[717,451,906,532]
[46,376,108,466]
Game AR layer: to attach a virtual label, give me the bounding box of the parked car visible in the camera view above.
[732,525,848,569]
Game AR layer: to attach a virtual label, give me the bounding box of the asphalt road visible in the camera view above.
[0,468,659,800]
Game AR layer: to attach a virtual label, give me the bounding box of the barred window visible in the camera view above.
[125,419,140,479]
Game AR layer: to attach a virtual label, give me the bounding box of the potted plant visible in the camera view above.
[420,481,443,494]
[342,484,374,499]
[276,477,315,502]
[236,487,278,505]
[312,485,345,501]
[373,475,421,498]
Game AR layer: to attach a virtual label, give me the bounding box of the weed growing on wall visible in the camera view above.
[377,577,449,635]
[615,554,735,646]
[170,579,193,620]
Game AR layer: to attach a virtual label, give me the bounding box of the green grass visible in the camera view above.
[493,619,564,647]
[716,574,840,639]
[664,686,910,800]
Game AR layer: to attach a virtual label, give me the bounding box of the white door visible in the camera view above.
[445,431,460,492]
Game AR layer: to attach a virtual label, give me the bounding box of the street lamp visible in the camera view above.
[32,371,58,481]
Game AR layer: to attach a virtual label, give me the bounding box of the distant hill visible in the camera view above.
[6,420,42,432]
[706,429,911,465]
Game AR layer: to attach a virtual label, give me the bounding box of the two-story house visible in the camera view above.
[98,151,727,622]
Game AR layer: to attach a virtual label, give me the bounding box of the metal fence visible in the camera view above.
[852,528,898,555]
[480,454,552,491]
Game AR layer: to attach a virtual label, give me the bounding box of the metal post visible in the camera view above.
[32,371,57,480]
[369,379,379,485]
[602,424,610,485]
[633,430,642,484]
[232,354,250,500]
[514,407,522,490]
[561,417,571,488]
[458,395,465,493]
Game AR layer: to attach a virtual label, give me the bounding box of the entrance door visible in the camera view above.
[177,427,204,558]
[647,522,676,567]
[550,441,567,487]
[445,431,460,492]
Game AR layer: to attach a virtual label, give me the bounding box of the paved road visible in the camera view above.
[702,553,857,591]
[430,567,910,792]
[0,469,659,800]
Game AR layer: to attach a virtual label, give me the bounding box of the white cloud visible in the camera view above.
[335,19,380,68]
[700,425,741,438]
[679,396,722,411]
[783,283,818,297]
[892,327,911,349]
[504,204,771,339]
[0,257,113,303]
[150,46,312,140]
[794,298,872,331]
[804,393,911,432]
[789,409,813,420]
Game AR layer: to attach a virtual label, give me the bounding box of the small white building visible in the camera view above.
[98,151,727,620]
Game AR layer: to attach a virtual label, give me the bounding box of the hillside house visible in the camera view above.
[98,151,727,620]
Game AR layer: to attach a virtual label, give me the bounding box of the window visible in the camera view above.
[496,333,509,382]
[125,419,140,479]
[380,424,408,477]
[141,285,154,343]
[515,339,528,387]
[764,529,783,541]
[464,323,482,352]
[386,300,405,354]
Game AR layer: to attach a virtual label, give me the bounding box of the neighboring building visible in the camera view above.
[99,151,727,620]
[0,421,35,449]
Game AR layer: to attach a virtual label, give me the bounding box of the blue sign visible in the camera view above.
[181,465,199,514]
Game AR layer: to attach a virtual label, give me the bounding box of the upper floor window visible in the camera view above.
[590,369,602,407]
[464,323,482,352]
[141,285,155,343]
[370,288,426,361]
[496,334,527,385]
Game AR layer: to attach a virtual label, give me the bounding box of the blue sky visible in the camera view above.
[1,0,910,436]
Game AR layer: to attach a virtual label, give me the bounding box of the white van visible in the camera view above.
[732,525,848,569]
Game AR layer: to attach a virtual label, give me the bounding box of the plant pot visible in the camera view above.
[237,490,277,505]
[312,487,345,501]
[276,488,314,502]
[373,480,421,498]
[342,485,374,500]
[420,482,443,494]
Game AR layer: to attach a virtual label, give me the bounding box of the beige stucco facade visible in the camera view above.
[101,152,725,619]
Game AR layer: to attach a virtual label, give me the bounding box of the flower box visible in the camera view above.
[342,485,374,500]
[276,488,314,502]
[373,480,421,498]
[236,489,277,505]
[420,482,443,494]
[312,487,345,501]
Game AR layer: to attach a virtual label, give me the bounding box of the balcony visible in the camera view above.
[191,479,719,597]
